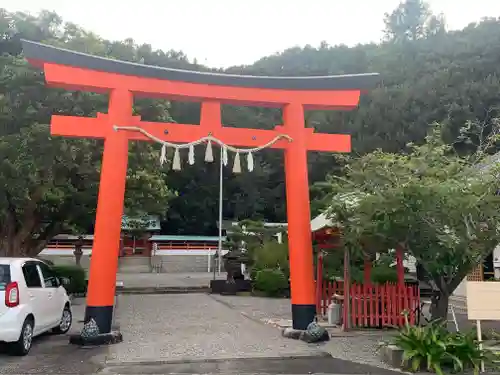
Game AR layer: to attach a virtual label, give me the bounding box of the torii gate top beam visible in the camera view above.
[22,40,379,109]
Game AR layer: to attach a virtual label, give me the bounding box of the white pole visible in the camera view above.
[477,319,485,373]
[217,147,223,275]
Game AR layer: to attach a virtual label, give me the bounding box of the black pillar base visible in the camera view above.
[84,305,114,334]
[69,304,122,346]
[69,331,123,346]
[291,304,316,330]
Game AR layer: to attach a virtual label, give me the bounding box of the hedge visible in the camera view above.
[253,268,289,297]
[52,265,87,295]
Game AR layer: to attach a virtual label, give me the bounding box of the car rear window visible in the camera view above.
[0,265,11,291]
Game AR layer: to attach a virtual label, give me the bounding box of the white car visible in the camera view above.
[0,258,72,356]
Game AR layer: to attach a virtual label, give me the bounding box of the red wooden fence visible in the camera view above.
[319,281,420,328]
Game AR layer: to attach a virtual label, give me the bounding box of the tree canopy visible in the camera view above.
[0,10,173,256]
[2,0,500,254]
[325,123,500,319]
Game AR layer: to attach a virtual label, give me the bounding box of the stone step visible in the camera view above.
[118,265,151,274]
[119,256,151,266]
[115,286,210,294]
[153,254,213,273]
[118,256,151,273]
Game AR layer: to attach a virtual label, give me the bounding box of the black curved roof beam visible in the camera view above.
[21,40,380,91]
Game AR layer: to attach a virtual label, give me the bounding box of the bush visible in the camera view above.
[253,241,289,279]
[253,268,288,297]
[391,314,497,374]
[371,265,399,284]
[446,331,494,373]
[52,265,87,295]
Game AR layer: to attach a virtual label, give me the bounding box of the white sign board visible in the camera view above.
[466,281,500,320]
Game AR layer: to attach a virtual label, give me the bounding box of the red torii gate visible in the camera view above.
[22,40,378,337]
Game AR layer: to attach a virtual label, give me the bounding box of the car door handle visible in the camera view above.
[48,293,53,298]
[28,293,35,299]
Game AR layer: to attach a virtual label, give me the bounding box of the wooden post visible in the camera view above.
[363,257,372,285]
[316,253,324,317]
[396,246,405,286]
[343,249,351,331]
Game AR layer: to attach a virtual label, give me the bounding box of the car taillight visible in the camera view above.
[5,282,19,308]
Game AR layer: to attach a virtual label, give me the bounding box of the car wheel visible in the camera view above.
[10,317,34,356]
[53,305,72,334]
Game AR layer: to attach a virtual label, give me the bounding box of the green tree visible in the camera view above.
[4,4,500,240]
[326,123,500,320]
[224,219,284,253]
[0,10,174,256]
[383,0,446,42]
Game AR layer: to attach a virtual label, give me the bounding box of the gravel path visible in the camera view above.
[106,294,327,364]
[211,295,396,369]
[211,295,293,321]
[323,332,395,370]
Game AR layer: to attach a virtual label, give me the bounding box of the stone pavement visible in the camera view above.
[106,293,326,364]
[0,292,412,374]
[100,356,405,374]
[211,295,397,370]
[104,293,404,374]
[210,294,500,369]
[3,276,488,375]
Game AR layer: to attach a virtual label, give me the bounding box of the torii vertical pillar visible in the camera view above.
[284,103,316,326]
[84,90,132,332]
[21,39,379,335]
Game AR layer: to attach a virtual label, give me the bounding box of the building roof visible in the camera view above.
[311,212,332,232]
[310,192,365,232]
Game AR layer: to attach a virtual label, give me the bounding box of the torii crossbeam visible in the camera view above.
[22,40,379,337]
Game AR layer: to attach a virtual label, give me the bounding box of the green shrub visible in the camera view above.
[393,318,450,374]
[371,265,399,283]
[253,268,288,297]
[253,241,289,279]
[445,330,496,373]
[52,265,87,295]
[391,313,497,374]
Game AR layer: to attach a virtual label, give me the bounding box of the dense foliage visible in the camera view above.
[318,246,408,284]
[253,268,289,297]
[51,264,87,295]
[2,0,500,256]
[0,10,173,256]
[222,220,289,295]
[326,124,500,319]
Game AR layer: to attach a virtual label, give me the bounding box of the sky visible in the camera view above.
[4,0,500,68]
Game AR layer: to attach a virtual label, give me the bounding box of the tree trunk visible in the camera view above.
[430,293,449,322]
[0,229,55,258]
